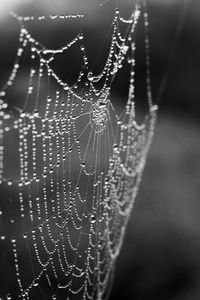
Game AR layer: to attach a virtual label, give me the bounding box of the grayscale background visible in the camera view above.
[0,0,200,299]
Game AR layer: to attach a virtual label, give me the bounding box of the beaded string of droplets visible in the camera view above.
[0,1,158,300]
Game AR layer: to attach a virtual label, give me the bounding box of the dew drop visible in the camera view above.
[6,293,12,300]
[64,85,69,91]
[121,45,129,54]
[43,49,49,55]
[11,237,16,243]
[14,63,19,69]
[87,72,96,82]
[23,233,28,239]
[33,281,39,287]
[91,215,96,224]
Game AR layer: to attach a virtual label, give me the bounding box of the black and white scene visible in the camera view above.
[0,0,200,299]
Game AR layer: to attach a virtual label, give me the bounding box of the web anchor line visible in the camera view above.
[0,1,157,300]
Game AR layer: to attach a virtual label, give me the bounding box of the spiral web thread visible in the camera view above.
[0,1,158,299]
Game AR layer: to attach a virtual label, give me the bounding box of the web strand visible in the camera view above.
[0,2,157,300]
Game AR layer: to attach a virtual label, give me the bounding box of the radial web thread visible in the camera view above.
[0,1,158,299]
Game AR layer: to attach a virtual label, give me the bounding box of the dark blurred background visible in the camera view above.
[0,0,200,299]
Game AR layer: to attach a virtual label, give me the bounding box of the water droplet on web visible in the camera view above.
[0,5,157,300]
[121,45,129,54]
[91,215,96,224]
[87,72,96,82]
[33,281,39,287]
[43,49,49,55]
[80,45,85,51]
[23,233,28,239]
[14,63,19,69]
[11,237,16,243]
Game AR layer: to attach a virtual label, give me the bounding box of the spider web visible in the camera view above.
[0,1,158,299]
